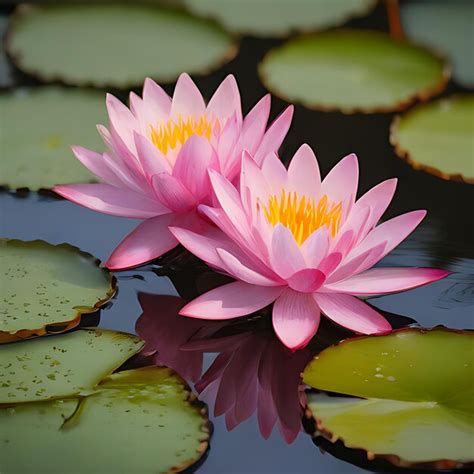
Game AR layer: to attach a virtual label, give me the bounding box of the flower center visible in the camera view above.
[150,115,213,155]
[263,190,342,245]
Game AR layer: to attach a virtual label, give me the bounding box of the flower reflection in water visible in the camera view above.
[136,293,311,443]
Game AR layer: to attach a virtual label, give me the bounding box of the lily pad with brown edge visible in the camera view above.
[6,4,237,89]
[183,0,376,38]
[259,30,449,114]
[401,0,474,89]
[0,328,143,404]
[0,87,106,192]
[390,95,474,184]
[0,367,211,474]
[0,239,115,342]
[302,327,474,469]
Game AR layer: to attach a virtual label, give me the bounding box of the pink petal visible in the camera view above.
[53,183,167,218]
[241,94,271,156]
[217,248,281,286]
[324,267,450,295]
[143,77,171,121]
[180,281,284,319]
[326,242,386,283]
[353,178,397,238]
[347,210,426,264]
[171,73,206,120]
[217,115,240,177]
[318,252,343,276]
[71,146,122,187]
[314,293,391,334]
[254,105,294,165]
[272,289,320,350]
[300,227,330,268]
[261,152,287,195]
[208,170,253,242]
[287,144,321,199]
[173,135,217,200]
[169,224,242,270]
[207,74,242,124]
[152,173,197,213]
[240,151,271,214]
[105,213,178,269]
[134,133,171,178]
[287,268,325,293]
[270,224,305,278]
[321,153,359,217]
[106,93,138,154]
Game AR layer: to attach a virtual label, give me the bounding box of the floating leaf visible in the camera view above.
[0,87,106,191]
[0,328,143,403]
[0,367,210,474]
[0,239,115,342]
[303,327,474,468]
[259,30,449,113]
[6,4,237,88]
[183,0,376,37]
[391,95,474,184]
[401,0,474,88]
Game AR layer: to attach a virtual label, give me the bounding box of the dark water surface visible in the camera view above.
[1,2,474,473]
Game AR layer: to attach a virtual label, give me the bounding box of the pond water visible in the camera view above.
[1,3,473,474]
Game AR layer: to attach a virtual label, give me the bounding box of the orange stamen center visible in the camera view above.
[263,190,342,245]
[150,115,213,155]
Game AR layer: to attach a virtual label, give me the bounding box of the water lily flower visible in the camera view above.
[54,73,293,270]
[170,147,450,350]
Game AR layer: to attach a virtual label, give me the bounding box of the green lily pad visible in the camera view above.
[391,95,474,184]
[6,4,236,88]
[401,0,474,88]
[303,327,474,468]
[0,328,143,403]
[0,367,210,474]
[259,30,449,113]
[183,0,376,37]
[0,239,115,342]
[0,87,106,191]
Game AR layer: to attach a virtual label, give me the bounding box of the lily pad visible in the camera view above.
[0,367,210,474]
[303,327,474,468]
[401,0,474,88]
[0,328,143,403]
[0,87,106,191]
[6,4,237,88]
[0,239,115,342]
[259,30,449,113]
[391,95,474,184]
[183,0,376,37]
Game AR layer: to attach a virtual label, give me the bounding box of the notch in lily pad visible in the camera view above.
[391,94,474,184]
[259,29,449,114]
[0,330,210,473]
[183,0,377,37]
[6,3,237,88]
[0,239,115,343]
[302,327,474,469]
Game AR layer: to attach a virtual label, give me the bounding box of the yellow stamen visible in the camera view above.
[263,190,342,245]
[150,115,213,155]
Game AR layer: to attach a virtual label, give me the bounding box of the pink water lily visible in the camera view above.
[170,147,450,350]
[54,73,293,270]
